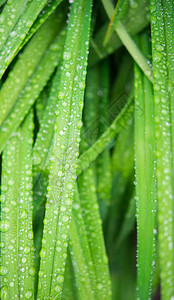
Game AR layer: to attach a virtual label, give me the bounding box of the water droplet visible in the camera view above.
[0,220,10,232]
[58,92,65,100]
[79,82,85,90]
[21,209,28,220]
[40,248,46,258]
[0,266,8,275]
[9,281,14,288]
[54,285,61,292]
[0,286,8,299]
[97,283,103,290]
[63,52,71,61]
[25,290,33,299]
[29,267,35,276]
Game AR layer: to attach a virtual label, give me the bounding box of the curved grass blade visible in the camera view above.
[0,0,56,78]
[89,0,150,66]
[104,0,129,46]
[150,0,174,298]
[102,0,153,83]
[0,9,64,127]
[134,34,157,299]
[0,28,66,154]
[0,111,34,299]
[37,0,92,298]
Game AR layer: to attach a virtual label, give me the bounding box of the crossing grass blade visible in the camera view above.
[89,0,150,66]
[102,0,153,83]
[150,0,174,298]
[37,0,92,298]
[134,33,157,299]
[0,0,57,78]
[104,0,129,46]
[0,111,34,299]
[0,27,66,154]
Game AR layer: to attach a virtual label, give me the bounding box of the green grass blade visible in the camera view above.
[33,67,62,177]
[0,0,27,50]
[0,28,66,154]
[0,0,54,78]
[116,195,136,248]
[69,186,97,300]
[104,0,129,46]
[62,251,78,300]
[97,60,112,204]
[78,167,112,299]
[32,93,134,217]
[19,0,64,52]
[102,0,153,82]
[0,9,64,127]
[0,0,6,7]
[0,111,34,299]
[134,34,156,299]
[37,0,92,298]
[150,0,174,298]
[83,66,99,145]
[35,86,50,126]
[33,173,48,296]
[89,1,150,66]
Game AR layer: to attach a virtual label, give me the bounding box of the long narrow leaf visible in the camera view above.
[134,33,156,299]
[37,0,92,298]
[69,186,97,300]
[0,111,34,299]
[150,0,174,298]
[104,0,129,46]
